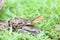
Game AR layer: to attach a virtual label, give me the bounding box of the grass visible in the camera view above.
[0,0,60,40]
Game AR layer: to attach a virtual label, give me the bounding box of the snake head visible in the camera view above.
[25,16,44,25]
[32,16,44,24]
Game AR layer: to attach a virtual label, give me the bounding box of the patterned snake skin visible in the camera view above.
[0,0,4,10]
